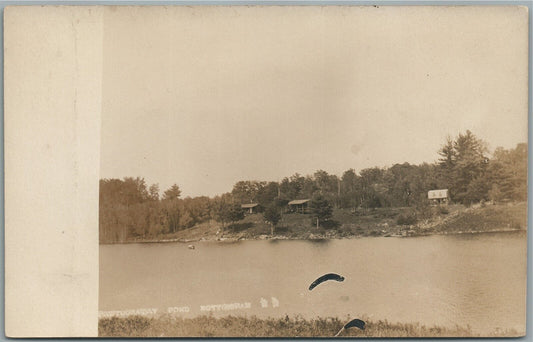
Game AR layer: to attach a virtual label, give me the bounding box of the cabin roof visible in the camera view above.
[288,199,310,205]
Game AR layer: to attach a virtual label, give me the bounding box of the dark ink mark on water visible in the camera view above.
[308,273,345,291]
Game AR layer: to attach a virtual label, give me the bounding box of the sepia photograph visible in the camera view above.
[5,4,527,338]
[96,6,528,338]
[93,6,529,338]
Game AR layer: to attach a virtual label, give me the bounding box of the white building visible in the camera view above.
[428,189,450,205]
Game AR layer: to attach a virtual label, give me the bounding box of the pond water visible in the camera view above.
[100,231,527,335]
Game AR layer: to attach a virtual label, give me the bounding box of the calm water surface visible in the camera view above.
[100,231,526,334]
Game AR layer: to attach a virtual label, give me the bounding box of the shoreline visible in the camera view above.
[100,227,525,245]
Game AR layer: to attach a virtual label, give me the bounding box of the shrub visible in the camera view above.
[396,212,417,226]
[321,220,340,230]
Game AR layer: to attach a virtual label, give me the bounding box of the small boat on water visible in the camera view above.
[188,245,195,250]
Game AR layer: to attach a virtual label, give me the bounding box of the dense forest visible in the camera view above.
[99,131,527,243]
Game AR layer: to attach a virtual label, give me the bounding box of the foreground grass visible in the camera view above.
[99,314,519,337]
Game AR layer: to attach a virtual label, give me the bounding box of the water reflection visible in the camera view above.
[307,239,331,245]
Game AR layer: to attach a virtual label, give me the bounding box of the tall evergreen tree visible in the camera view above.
[309,193,333,228]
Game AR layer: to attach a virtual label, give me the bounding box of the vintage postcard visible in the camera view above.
[5,5,528,338]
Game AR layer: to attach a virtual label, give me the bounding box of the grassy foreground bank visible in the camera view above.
[99,314,519,337]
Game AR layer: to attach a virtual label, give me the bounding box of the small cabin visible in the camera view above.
[428,189,450,205]
[288,199,310,214]
[241,203,259,214]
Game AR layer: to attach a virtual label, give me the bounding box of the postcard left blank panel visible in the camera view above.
[4,6,103,337]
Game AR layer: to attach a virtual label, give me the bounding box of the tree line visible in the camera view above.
[100,131,527,242]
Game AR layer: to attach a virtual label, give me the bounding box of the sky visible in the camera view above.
[100,6,528,198]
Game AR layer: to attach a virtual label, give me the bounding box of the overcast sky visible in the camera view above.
[100,6,528,197]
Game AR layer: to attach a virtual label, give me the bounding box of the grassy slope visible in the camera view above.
[99,314,519,337]
[434,202,526,233]
[220,202,525,239]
